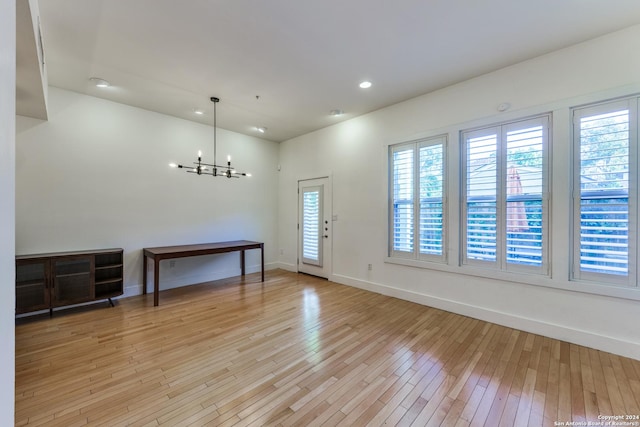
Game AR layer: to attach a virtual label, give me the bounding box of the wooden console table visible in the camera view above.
[142,240,264,306]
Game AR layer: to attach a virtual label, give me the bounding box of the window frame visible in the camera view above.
[571,97,638,287]
[388,135,447,263]
[461,114,551,276]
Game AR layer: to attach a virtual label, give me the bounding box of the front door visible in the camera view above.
[298,177,331,278]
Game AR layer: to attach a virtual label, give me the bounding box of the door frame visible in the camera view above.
[297,175,332,279]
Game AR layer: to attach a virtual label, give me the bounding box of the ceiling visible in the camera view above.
[22,0,640,142]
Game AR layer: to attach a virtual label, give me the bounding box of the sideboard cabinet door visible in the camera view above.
[16,259,50,314]
[52,256,94,307]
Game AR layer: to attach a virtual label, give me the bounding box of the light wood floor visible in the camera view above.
[15,270,640,426]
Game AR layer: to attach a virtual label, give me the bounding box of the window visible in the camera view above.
[572,97,638,286]
[462,115,549,274]
[389,135,446,262]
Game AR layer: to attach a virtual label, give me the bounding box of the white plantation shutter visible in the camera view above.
[390,136,446,262]
[465,132,498,264]
[573,98,637,285]
[301,186,323,266]
[391,146,414,255]
[462,115,549,274]
[505,123,545,268]
[419,143,444,257]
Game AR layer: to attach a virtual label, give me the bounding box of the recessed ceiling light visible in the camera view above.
[359,81,372,89]
[330,109,344,116]
[193,109,204,115]
[89,77,111,88]
[257,126,267,133]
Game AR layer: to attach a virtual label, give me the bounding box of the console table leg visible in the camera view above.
[142,255,147,295]
[241,250,246,276]
[153,259,160,307]
[261,246,264,282]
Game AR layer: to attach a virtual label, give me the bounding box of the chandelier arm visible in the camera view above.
[196,162,228,168]
[187,170,217,176]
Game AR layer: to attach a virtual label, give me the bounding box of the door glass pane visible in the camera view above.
[302,187,322,266]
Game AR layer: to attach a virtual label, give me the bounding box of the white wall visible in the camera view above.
[0,0,16,422]
[278,25,640,360]
[16,88,279,295]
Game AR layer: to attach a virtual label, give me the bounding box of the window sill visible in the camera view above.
[384,256,640,301]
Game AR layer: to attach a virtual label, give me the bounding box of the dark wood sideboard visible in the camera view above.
[15,248,124,316]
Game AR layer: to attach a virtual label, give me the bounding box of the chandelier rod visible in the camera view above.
[212,96,218,170]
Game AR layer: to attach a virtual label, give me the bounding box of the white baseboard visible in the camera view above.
[123,285,142,298]
[274,261,297,272]
[332,273,640,361]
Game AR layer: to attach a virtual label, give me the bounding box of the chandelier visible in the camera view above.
[169,97,251,178]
